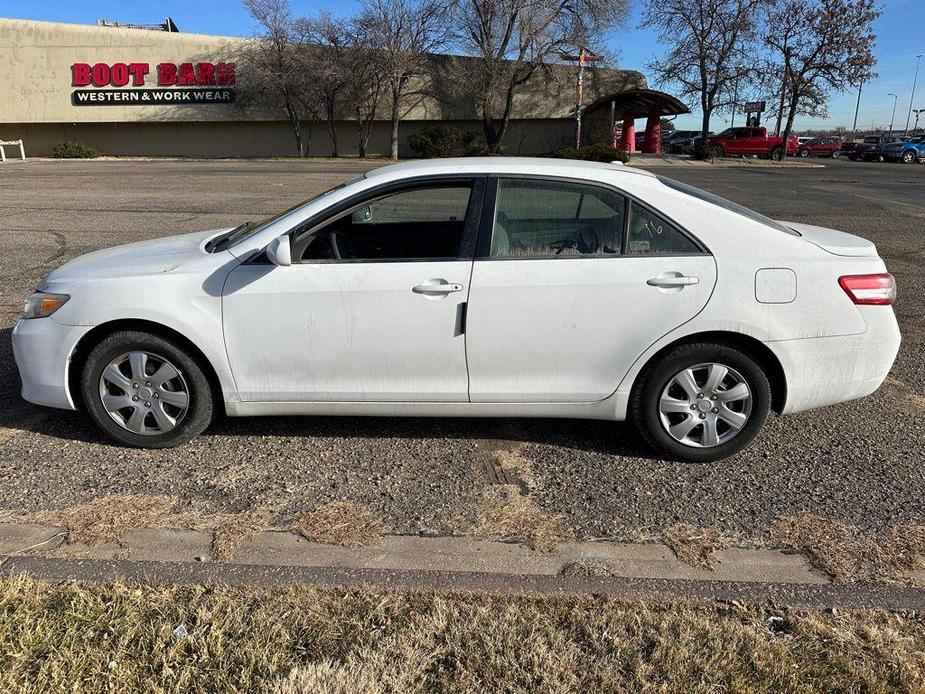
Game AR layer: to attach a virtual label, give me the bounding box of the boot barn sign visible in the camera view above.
[70,62,236,106]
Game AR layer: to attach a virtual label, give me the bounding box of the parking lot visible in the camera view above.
[0,157,923,542]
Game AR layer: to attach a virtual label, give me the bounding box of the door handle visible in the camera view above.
[647,275,700,288]
[412,282,464,295]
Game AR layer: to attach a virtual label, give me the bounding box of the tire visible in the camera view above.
[770,147,784,161]
[798,149,810,158]
[831,151,840,159]
[901,150,916,164]
[80,330,213,448]
[630,342,771,463]
[709,146,724,159]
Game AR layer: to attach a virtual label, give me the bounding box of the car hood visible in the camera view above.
[780,221,878,257]
[41,228,231,285]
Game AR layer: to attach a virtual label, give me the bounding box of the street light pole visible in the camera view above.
[851,80,863,137]
[904,54,922,135]
[887,93,898,135]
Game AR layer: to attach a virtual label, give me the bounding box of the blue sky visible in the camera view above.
[3,0,923,132]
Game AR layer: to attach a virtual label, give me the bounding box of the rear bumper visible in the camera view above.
[12,317,91,410]
[768,308,901,415]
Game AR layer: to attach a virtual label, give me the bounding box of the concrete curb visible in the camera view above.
[0,523,824,584]
[1,523,922,607]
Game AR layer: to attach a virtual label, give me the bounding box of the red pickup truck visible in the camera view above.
[707,126,799,160]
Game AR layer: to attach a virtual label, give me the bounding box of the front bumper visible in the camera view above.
[11,317,93,410]
[768,307,901,415]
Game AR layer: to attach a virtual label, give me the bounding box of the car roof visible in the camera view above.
[363,156,657,182]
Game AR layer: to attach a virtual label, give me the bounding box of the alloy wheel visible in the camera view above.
[657,362,753,448]
[98,351,190,435]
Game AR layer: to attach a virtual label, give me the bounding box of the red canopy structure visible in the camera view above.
[581,89,690,154]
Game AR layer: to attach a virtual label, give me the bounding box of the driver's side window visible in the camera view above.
[299,183,473,262]
[490,179,625,258]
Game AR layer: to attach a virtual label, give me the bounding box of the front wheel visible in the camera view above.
[901,150,916,164]
[631,342,771,463]
[709,146,724,159]
[798,149,810,158]
[80,330,213,448]
[831,151,841,159]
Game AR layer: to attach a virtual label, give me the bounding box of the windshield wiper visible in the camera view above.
[206,221,253,253]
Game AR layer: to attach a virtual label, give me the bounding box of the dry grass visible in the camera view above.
[2,575,923,693]
[293,501,388,548]
[28,495,175,545]
[495,448,538,491]
[469,485,573,552]
[771,515,925,584]
[169,507,279,562]
[661,524,731,570]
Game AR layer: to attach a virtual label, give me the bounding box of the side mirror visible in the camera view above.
[266,235,292,266]
[351,204,373,224]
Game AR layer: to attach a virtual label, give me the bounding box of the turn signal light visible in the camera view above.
[838,273,896,305]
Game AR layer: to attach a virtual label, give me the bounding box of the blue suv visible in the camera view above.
[881,135,925,163]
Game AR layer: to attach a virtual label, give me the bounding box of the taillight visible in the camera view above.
[838,273,896,305]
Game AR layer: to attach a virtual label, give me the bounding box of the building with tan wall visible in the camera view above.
[0,17,679,157]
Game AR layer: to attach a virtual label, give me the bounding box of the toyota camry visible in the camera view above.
[12,158,900,462]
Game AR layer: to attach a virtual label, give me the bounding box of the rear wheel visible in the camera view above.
[631,342,771,463]
[831,151,841,159]
[770,146,784,161]
[81,330,213,448]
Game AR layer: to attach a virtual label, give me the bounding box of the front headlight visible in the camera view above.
[21,292,70,319]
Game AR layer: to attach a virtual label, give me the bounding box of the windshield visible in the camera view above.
[657,176,800,236]
[863,137,880,144]
[208,176,363,252]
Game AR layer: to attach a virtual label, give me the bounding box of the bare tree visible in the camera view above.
[641,0,761,156]
[357,0,448,160]
[765,0,880,157]
[451,0,629,154]
[242,0,315,156]
[296,14,354,157]
[345,24,387,157]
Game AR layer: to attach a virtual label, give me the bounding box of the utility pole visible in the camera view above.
[562,47,599,149]
[905,54,922,135]
[851,80,864,138]
[914,109,924,135]
[887,93,898,135]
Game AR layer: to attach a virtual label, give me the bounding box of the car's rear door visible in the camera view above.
[464,177,717,403]
[222,177,483,403]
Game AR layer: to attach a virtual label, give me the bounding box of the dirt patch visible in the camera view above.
[662,524,730,570]
[469,485,573,552]
[29,495,175,545]
[770,515,925,584]
[293,501,388,548]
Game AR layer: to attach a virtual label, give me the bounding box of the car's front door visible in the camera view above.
[465,177,717,403]
[222,178,483,402]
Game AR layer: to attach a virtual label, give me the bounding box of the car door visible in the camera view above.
[222,178,483,402]
[465,177,717,403]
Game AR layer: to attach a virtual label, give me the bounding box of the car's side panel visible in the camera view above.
[222,260,471,402]
[465,255,717,402]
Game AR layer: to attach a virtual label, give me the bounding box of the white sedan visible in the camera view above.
[13,158,900,462]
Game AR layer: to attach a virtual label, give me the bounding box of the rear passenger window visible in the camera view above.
[626,202,700,255]
[490,179,625,257]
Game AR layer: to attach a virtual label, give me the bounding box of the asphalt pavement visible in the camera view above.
[0,157,922,541]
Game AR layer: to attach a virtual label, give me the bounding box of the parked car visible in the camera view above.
[880,135,925,163]
[851,135,905,161]
[707,126,799,159]
[797,137,843,158]
[12,158,900,463]
[666,132,713,154]
[661,130,699,151]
